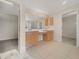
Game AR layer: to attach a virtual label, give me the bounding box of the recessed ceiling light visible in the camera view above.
[34,8,48,14]
[0,0,13,5]
[62,0,67,5]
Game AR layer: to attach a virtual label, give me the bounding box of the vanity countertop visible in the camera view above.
[25,28,55,32]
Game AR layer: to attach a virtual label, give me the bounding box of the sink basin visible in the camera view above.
[39,29,47,33]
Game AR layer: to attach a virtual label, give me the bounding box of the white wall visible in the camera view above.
[77,8,79,47]
[0,2,19,16]
[0,13,18,41]
[53,4,79,47]
[53,14,62,42]
[19,1,26,55]
[62,15,76,38]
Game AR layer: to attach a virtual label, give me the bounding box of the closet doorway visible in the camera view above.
[62,12,77,46]
[0,1,19,53]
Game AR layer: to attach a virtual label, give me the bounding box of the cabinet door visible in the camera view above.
[26,31,39,47]
[45,16,54,27]
[45,17,49,26]
[44,31,54,41]
[49,17,53,25]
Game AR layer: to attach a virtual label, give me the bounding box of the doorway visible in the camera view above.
[0,1,19,53]
[62,13,77,46]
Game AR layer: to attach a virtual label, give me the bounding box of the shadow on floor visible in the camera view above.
[62,37,76,46]
[0,39,18,53]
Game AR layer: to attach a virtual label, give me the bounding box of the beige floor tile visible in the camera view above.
[27,39,78,59]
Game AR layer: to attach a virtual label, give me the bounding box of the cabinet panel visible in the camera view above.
[44,31,54,41]
[49,17,53,25]
[45,17,49,26]
[45,16,54,27]
[26,31,39,47]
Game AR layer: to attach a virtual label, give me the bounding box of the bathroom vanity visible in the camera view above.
[25,15,54,47]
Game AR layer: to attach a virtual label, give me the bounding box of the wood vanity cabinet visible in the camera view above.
[44,31,54,41]
[26,31,39,46]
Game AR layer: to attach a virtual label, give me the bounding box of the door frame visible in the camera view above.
[61,9,78,47]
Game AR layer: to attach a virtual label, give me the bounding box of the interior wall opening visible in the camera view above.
[62,14,76,46]
[0,1,19,53]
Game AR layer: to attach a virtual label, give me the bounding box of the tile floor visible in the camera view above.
[62,37,76,46]
[0,38,78,59]
[27,40,79,59]
[0,39,18,53]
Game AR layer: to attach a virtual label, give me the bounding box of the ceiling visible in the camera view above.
[8,0,20,5]
[0,0,79,15]
[0,1,19,16]
[24,0,79,15]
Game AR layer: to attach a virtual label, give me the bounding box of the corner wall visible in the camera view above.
[53,14,62,42]
[0,13,18,41]
[62,15,76,39]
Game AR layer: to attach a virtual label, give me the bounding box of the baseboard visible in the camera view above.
[0,38,18,41]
